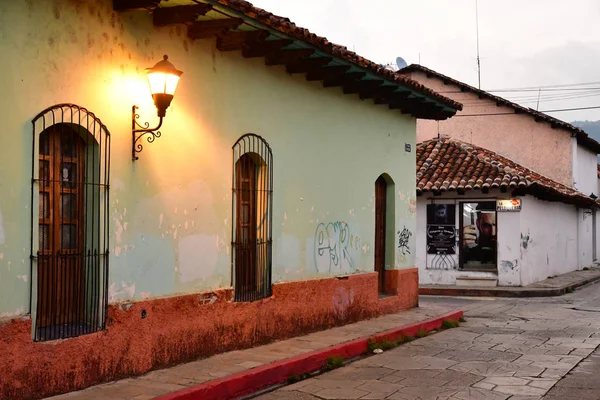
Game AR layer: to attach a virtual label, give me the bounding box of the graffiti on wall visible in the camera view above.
[397,226,412,255]
[314,221,359,273]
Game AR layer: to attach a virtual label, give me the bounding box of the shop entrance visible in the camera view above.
[459,201,497,271]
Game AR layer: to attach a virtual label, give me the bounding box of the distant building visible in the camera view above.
[400,65,599,287]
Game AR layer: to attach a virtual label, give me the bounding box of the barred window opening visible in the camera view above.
[232,134,273,302]
[31,104,110,341]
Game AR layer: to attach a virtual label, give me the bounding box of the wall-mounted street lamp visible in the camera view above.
[132,55,183,160]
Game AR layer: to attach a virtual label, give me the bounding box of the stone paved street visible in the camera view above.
[256,281,600,400]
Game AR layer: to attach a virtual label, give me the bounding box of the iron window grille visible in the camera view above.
[232,134,273,302]
[30,104,110,341]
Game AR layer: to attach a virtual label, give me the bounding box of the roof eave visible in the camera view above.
[113,1,461,120]
[206,2,460,119]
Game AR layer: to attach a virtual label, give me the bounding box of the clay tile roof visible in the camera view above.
[400,64,600,153]
[210,1,462,112]
[417,137,597,207]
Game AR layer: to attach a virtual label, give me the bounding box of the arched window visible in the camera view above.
[232,134,273,302]
[31,104,110,341]
[374,174,395,294]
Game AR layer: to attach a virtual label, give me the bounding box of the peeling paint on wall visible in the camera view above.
[500,259,518,271]
[409,199,417,214]
[108,281,136,302]
[0,307,25,319]
[114,217,124,243]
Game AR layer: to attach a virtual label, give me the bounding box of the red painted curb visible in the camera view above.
[153,309,463,400]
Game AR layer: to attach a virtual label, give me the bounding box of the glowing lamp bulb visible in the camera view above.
[145,55,183,117]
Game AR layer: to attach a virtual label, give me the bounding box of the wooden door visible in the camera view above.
[37,125,86,328]
[235,154,257,293]
[374,176,387,294]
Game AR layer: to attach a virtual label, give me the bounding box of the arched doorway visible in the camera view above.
[232,134,273,302]
[31,104,110,341]
[374,174,395,294]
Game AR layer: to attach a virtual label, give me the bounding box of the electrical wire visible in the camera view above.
[490,87,600,93]
[454,105,600,117]
[486,81,600,91]
[455,91,600,106]
[437,81,600,94]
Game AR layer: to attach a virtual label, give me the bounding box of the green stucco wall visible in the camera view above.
[0,0,417,316]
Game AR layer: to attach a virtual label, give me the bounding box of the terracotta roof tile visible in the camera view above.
[417,137,596,207]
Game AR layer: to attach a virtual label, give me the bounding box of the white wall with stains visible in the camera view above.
[417,192,591,287]
[575,142,598,196]
[519,196,581,286]
[0,0,418,316]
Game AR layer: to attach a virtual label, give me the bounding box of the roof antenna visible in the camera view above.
[475,0,481,89]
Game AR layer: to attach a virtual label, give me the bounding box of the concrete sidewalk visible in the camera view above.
[46,304,461,400]
[420,268,600,297]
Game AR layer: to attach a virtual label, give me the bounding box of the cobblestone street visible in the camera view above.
[256,281,600,400]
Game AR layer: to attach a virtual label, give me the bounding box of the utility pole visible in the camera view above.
[476,0,481,89]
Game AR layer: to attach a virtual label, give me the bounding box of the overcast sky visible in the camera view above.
[251,0,600,122]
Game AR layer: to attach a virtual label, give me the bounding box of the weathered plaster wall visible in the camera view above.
[575,143,598,196]
[577,208,594,269]
[415,192,522,287]
[518,196,580,286]
[0,271,419,399]
[0,0,417,316]
[407,71,574,187]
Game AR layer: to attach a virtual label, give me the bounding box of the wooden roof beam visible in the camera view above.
[306,65,351,81]
[286,57,332,74]
[343,79,383,95]
[388,98,424,116]
[216,30,269,52]
[364,86,398,102]
[242,39,293,58]
[322,72,365,88]
[153,4,213,26]
[113,0,159,11]
[187,18,243,40]
[374,89,409,105]
[264,48,315,66]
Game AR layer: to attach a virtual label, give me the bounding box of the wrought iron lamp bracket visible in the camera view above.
[132,105,164,161]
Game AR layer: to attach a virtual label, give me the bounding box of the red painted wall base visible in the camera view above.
[0,269,418,399]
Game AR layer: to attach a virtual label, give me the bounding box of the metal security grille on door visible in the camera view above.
[232,134,273,302]
[31,104,110,342]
